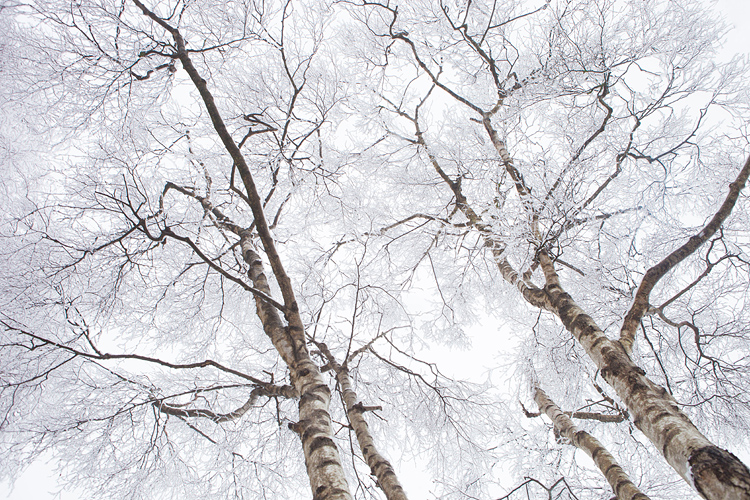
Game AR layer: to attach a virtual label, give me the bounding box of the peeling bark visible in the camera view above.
[534,385,650,500]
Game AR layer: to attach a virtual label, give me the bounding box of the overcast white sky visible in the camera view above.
[716,0,750,57]
[2,1,748,499]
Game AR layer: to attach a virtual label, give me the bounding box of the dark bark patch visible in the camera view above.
[651,410,672,425]
[571,315,595,337]
[372,459,394,471]
[590,441,603,462]
[605,463,618,476]
[313,383,332,397]
[599,353,632,381]
[300,392,325,405]
[689,445,750,500]
[302,424,328,443]
[314,485,328,500]
[623,367,649,393]
[306,408,330,422]
[557,304,575,328]
[313,487,349,500]
[300,386,330,405]
[308,435,336,454]
[572,429,585,443]
[590,335,608,351]
[661,424,681,458]
[355,428,368,441]
[380,468,396,479]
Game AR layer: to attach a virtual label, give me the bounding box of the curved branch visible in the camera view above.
[620,154,750,352]
[161,227,286,312]
[543,75,613,209]
[155,384,296,423]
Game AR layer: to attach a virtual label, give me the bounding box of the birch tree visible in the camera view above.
[2,0,750,499]
[0,1,402,498]
[337,0,750,498]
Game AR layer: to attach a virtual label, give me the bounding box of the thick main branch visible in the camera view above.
[620,155,750,352]
[537,253,750,500]
[130,3,352,498]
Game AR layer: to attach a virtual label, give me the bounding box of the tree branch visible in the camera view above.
[534,385,650,500]
[620,154,750,352]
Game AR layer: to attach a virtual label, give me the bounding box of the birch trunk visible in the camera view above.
[534,386,650,500]
[315,342,408,500]
[336,367,407,500]
[241,236,352,500]
[537,253,750,500]
[478,111,750,499]
[418,115,750,498]
[130,3,355,497]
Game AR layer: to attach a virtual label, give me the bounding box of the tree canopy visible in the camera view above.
[2,0,750,499]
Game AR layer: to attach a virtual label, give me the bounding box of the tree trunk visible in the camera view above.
[537,253,750,500]
[129,4,355,497]
[241,236,352,500]
[534,385,650,500]
[336,367,407,500]
[315,341,408,500]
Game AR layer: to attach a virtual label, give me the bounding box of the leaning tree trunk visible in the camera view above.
[242,237,352,500]
[382,14,750,497]
[426,119,750,499]
[536,253,750,500]
[477,109,750,500]
[534,385,650,500]
[314,341,408,500]
[131,3,355,498]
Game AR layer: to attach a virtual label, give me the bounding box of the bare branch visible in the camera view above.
[620,155,750,352]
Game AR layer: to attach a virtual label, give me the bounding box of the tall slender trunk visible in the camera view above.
[534,385,650,500]
[536,253,750,500]
[131,2,354,498]
[479,109,750,499]
[424,118,750,497]
[242,237,351,500]
[315,341,408,500]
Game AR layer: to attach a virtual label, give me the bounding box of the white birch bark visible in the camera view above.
[534,385,650,500]
[241,237,352,500]
[130,3,355,497]
[417,105,750,498]
[536,253,750,500]
[479,105,750,500]
[315,341,408,500]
